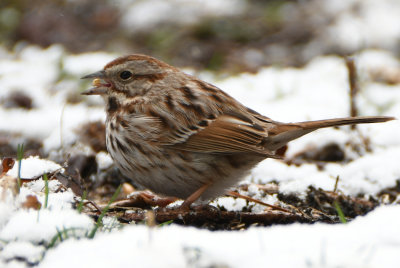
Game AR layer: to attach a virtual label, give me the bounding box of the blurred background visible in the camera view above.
[2,0,399,73]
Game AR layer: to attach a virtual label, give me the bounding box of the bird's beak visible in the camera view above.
[81,70,109,95]
[81,70,105,79]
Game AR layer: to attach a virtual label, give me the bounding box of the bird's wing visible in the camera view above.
[163,112,278,157]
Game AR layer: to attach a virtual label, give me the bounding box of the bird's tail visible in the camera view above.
[266,116,395,151]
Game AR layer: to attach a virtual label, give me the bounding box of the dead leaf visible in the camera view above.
[1,157,15,175]
[22,195,42,210]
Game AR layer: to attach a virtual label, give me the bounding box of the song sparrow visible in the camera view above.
[82,54,394,208]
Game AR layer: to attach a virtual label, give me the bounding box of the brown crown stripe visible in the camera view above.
[104,54,173,69]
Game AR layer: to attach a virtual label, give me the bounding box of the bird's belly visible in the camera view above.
[106,120,264,200]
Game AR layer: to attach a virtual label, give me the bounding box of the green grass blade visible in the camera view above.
[334,200,347,223]
[88,184,122,239]
[62,226,69,239]
[158,220,173,227]
[48,233,60,249]
[16,144,24,189]
[77,190,87,213]
[43,174,49,209]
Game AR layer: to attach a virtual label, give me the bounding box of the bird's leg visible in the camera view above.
[180,182,212,210]
[136,191,179,207]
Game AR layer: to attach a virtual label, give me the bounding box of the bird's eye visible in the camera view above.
[119,70,132,80]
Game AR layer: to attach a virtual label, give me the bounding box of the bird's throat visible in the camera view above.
[107,97,119,114]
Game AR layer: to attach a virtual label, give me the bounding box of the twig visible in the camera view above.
[119,208,315,226]
[333,175,340,193]
[345,57,374,152]
[345,57,359,129]
[227,191,291,213]
[85,200,102,213]
[60,102,67,150]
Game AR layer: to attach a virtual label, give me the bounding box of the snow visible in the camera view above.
[0,172,93,268]
[211,196,248,211]
[39,205,400,268]
[95,151,114,170]
[0,208,93,243]
[1,242,44,266]
[251,145,400,196]
[217,56,354,122]
[322,0,400,51]
[120,0,245,32]
[6,156,61,179]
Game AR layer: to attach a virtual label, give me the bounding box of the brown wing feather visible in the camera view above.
[169,115,278,157]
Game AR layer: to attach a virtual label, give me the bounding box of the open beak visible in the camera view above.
[81,70,110,95]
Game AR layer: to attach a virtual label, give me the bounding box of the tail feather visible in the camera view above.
[297,116,395,130]
[266,116,395,151]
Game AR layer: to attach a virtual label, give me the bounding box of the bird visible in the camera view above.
[81,54,394,209]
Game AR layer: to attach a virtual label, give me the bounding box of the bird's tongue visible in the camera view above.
[92,78,111,88]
